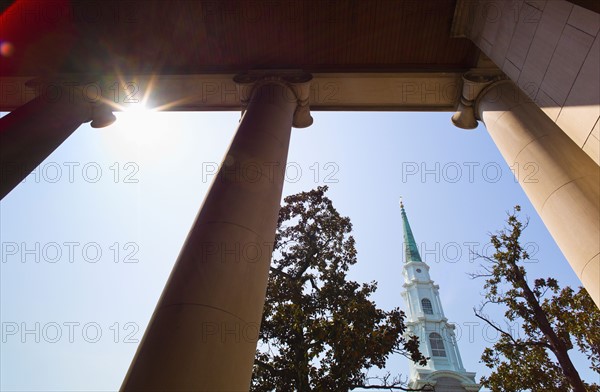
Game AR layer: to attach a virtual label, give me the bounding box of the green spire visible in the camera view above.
[400,199,422,263]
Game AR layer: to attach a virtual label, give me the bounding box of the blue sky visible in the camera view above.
[0,109,597,390]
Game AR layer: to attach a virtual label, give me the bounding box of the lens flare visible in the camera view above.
[0,41,15,57]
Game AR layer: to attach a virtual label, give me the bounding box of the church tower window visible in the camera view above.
[421,298,433,314]
[429,333,446,357]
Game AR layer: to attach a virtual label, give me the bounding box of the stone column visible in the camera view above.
[452,71,600,308]
[121,72,313,391]
[0,80,115,200]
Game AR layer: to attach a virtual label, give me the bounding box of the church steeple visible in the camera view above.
[399,201,480,391]
[400,200,422,263]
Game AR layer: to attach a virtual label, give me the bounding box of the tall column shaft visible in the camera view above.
[455,73,600,307]
[121,76,311,391]
[0,82,115,200]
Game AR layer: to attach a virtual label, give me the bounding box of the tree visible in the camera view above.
[471,206,600,392]
[251,186,428,391]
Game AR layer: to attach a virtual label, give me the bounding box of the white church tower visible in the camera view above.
[399,201,480,391]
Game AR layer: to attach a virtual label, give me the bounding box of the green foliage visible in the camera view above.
[251,186,426,391]
[474,206,600,392]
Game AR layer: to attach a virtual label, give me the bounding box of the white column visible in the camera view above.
[453,71,600,308]
[0,80,115,200]
[433,288,444,317]
[121,72,312,391]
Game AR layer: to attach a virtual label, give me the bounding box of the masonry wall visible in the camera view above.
[468,0,599,164]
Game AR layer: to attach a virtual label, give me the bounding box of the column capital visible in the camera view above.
[234,70,313,128]
[451,69,507,130]
[24,75,116,128]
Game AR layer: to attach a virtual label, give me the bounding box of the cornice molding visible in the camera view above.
[0,72,464,113]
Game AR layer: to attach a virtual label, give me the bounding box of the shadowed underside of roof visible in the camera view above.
[0,0,480,77]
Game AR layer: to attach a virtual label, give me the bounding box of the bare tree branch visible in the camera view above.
[474,309,551,351]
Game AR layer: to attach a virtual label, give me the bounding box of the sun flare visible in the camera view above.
[107,104,178,161]
[97,73,183,162]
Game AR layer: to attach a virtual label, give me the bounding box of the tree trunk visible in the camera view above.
[511,263,587,392]
[293,338,310,392]
[292,275,311,392]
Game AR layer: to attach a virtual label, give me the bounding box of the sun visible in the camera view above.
[106,103,179,162]
[97,73,183,162]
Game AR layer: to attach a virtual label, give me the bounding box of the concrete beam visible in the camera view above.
[0,72,463,113]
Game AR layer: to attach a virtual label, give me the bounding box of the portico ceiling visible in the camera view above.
[0,0,481,111]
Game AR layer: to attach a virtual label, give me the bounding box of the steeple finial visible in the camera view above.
[399,199,422,263]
